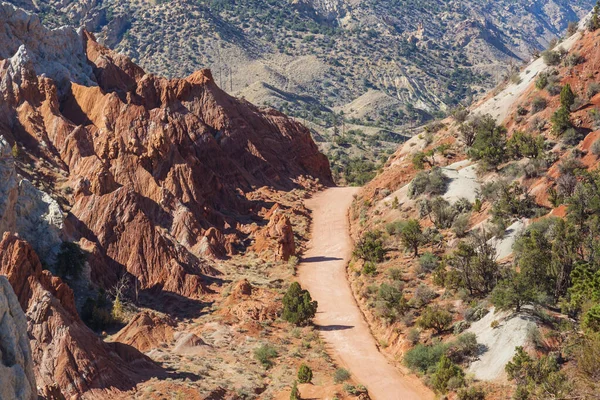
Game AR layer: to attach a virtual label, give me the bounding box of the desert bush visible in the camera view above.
[407,328,421,345]
[404,341,448,373]
[583,304,600,332]
[446,333,479,363]
[290,381,300,400]
[354,230,386,262]
[452,213,471,238]
[334,368,351,383]
[418,252,439,273]
[428,196,458,229]
[81,293,114,331]
[397,219,425,257]
[410,284,437,308]
[464,305,489,322]
[451,106,470,123]
[531,97,547,113]
[431,355,465,393]
[547,83,562,96]
[362,261,377,275]
[282,282,318,326]
[542,50,561,66]
[417,306,453,334]
[564,52,585,67]
[457,386,486,400]
[387,268,403,281]
[408,168,448,199]
[588,82,600,99]
[453,197,472,213]
[453,320,471,335]
[297,364,313,383]
[591,139,600,156]
[376,283,409,322]
[254,344,278,368]
[535,73,549,90]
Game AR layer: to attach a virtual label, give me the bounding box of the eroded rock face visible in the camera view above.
[0,233,156,399]
[0,276,37,400]
[252,205,296,261]
[112,311,177,352]
[0,7,331,301]
[0,136,64,263]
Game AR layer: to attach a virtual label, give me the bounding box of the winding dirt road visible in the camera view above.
[299,187,434,400]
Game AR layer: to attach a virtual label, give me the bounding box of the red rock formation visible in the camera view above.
[111,311,177,352]
[252,205,296,261]
[0,17,331,301]
[0,233,158,399]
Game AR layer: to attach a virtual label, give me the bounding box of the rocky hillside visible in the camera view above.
[0,3,357,399]
[348,12,600,399]
[5,0,594,185]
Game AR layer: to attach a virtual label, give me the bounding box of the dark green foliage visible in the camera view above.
[445,231,501,296]
[535,73,549,90]
[507,131,545,159]
[446,333,479,364]
[457,386,486,400]
[431,355,465,393]
[54,242,87,280]
[417,305,453,334]
[81,291,114,331]
[334,368,351,383]
[490,182,538,221]
[491,273,539,313]
[362,261,377,275]
[290,381,300,400]
[404,341,448,373]
[467,114,507,168]
[560,84,576,110]
[375,282,409,322]
[354,230,386,262]
[505,347,570,399]
[254,344,278,368]
[282,282,318,326]
[551,106,572,135]
[583,304,600,332]
[398,219,425,257]
[589,1,600,31]
[297,364,313,383]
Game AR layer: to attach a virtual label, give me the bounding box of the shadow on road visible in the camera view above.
[315,324,354,331]
[301,256,343,263]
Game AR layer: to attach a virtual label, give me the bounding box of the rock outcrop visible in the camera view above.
[111,311,177,352]
[0,276,37,400]
[0,4,331,301]
[0,233,157,399]
[251,205,296,261]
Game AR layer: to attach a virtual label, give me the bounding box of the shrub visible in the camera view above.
[583,304,600,332]
[290,381,300,400]
[490,320,500,329]
[464,305,488,322]
[457,386,486,400]
[11,143,19,158]
[446,333,479,363]
[453,320,471,335]
[531,97,547,114]
[407,328,421,345]
[452,213,471,238]
[431,355,465,393]
[353,230,386,262]
[468,114,507,168]
[451,106,470,123]
[81,293,114,331]
[376,283,409,322]
[255,344,278,368]
[564,52,584,67]
[362,261,377,275]
[591,139,600,156]
[398,219,425,257]
[408,168,448,199]
[428,196,458,229]
[542,50,561,66]
[297,364,313,383]
[55,242,87,280]
[282,282,318,326]
[535,73,549,90]
[418,252,439,273]
[410,284,437,308]
[547,83,562,96]
[412,151,427,170]
[404,342,448,373]
[417,306,453,334]
[588,82,600,99]
[334,368,351,383]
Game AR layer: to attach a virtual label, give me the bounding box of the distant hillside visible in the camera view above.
[5,0,594,184]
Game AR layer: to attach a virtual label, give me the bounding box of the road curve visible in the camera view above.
[298,187,434,400]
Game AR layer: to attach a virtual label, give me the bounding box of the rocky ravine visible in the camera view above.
[0,2,333,398]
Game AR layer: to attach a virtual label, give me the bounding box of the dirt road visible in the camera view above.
[298,187,434,400]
